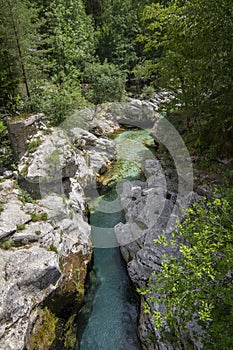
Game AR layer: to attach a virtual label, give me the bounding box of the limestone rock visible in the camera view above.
[115,155,199,349]
[70,127,116,174]
[2,98,173,350]
[107,99,160,128]
[0,179,92,350]
[7,113,46,160]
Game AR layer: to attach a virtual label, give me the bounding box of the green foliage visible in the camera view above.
[139,0,233,137]
[41,0,95,84]
[141,85,155,99]
[0,0,42,109]
[0,0,92,123]
[27,307,58,350]
[49,243,58,254]
[0,120,6,134]
[0,240,12,250]
[0,118,13,168]
[27,138,42,154]
[142,189,233,348]
[83,61,126,104]
[18,189,35,204]
[30,212,48,222]
[96,0,140,70]
[63,315,77,349]
[19,79,87,125]
[16,223,26,231]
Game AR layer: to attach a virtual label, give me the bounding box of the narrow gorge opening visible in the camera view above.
[74,128,156,350]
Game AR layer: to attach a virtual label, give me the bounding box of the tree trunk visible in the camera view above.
[7,0,30,98]
[12,22,30,98]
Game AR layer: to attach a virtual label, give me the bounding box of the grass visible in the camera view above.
[49,243,58,253]
[16,223,26,231]
[27,138,42,153]
[30,212,48,222]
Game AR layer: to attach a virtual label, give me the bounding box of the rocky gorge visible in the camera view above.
[1,95,218,349]
[0,99,161,349]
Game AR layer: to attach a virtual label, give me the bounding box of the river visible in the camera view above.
[76,129,155,350]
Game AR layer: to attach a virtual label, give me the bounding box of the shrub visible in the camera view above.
[18,79,87,126]
[141,85,155,99]
[83,61,126,104]
[140,188,233,349]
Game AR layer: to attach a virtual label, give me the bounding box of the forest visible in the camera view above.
[0,0,232,133]
[0,0,232,349]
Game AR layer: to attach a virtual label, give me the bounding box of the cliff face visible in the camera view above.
[0,178,92,349]
[115,116,202,349]
[1,108,119,350]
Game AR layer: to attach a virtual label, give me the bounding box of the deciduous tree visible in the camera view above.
[139,0,233,135]
[142,191,233,349]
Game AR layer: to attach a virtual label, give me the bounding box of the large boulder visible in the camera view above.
[18,124,117,199]
[69,127,116,175]
[7,113,46,160]
[0,179,92,350]
[17,129,85,198]
[107,99,159,128]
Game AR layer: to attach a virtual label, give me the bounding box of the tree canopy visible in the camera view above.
[0,0,232,138]
[139,0,233,136]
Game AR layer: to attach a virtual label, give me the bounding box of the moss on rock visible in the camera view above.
[27,307,58,350]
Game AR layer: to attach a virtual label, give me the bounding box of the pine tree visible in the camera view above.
[96,0,140,70]
[41,0,95,84]
[0,0,41,109]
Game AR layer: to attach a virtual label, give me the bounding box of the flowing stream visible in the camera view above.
[76,129,155,350]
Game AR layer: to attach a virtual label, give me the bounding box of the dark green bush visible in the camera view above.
[18,80,87,126]
[83,62,126,104]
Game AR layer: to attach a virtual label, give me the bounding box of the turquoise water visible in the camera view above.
[77,192,141,350]
[76,129,155,350]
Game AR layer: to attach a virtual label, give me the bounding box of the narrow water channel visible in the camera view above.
[76,129,155,350]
